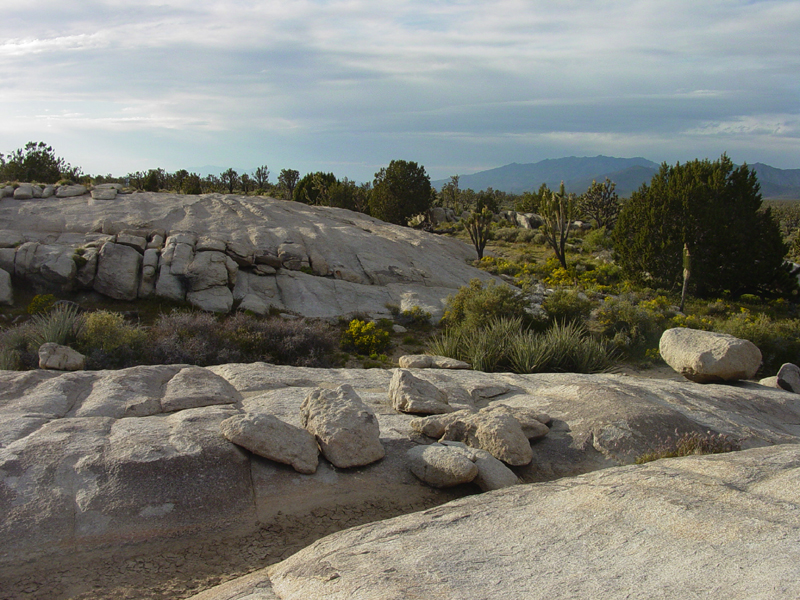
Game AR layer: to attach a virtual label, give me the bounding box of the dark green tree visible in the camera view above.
[578,177,620,229]
[220,168,239,193]
[293,172,336,205]
[514,183,550,214]
[0,141,81,183]
[254,165,270,190]
[184,173,202,195]
[613,155,790,297]
[142,169,161,192]
[370,160,432,225]
[174,169,189,193]
[278,168,300,200]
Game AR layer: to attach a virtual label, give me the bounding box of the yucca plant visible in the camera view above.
[29,303,84,348]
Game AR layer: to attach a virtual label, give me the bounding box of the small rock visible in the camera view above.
[38,343,86,371]
[392,324,408,333]
[301,385,385,468]
[389,369,453,414]
[777,363,800,393]
[482,404,550,439]
[398,355,433,369]
[55,184,87,198]
[220,412,319,474]
[472,448,519,491]
[442,410,533,466]
[431,356,471,369]
[406,444,478,488]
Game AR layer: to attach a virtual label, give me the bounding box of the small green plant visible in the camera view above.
[635,430,740,464]
[27,294,57,315]
[397,306,432,329]
[341,319,391,355]
[299,265,314,275]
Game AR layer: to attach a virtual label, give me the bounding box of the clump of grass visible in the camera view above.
[635,430,741,464]
[29,303,84,348]
[427,316,618,374]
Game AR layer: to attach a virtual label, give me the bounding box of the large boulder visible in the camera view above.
[659,327,762,383]
[441,409,533,466]
[220,412,319,474]
[300,385,385,468]
[93,242,142,300]
[55,184,87,198]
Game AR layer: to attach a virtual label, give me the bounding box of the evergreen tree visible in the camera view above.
[370,160,432,225]
[613,155,790,297]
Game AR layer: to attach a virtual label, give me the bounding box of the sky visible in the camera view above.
[1,0,798,182]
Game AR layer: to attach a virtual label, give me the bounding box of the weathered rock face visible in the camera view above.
[0,267,12,305]
[4,365,800,599]
[660,327,762,382]
[0,191,495,318]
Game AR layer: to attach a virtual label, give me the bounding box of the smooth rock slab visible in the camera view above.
[220,412,319,474]
[389,369,453,414]
[406,444,478,488]
[659,327,762,383]
[261,445,800,600]
[301,384,385,468]
[93,241,142,300]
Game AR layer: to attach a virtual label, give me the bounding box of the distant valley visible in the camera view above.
[432,156,800,199]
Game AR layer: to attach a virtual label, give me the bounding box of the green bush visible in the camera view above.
[443,278,530,330]
[581,226,614,253]
[341,319,391,355]
[396,306,432,329]
[77,311,148,368]
[591,295,675,355]
[715,310,800,374]
[542,289,593,324]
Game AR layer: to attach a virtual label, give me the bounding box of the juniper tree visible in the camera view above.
[613,155,791,297]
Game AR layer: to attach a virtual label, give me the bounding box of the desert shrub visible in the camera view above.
[78,311,148,369]
[442,278,529,330]
[27,293,57,315]
[0,321,38,369]
[341,319,391,355]
[591,295,676,355]
[147,311,339,367]
[635,430,740,464]
[715,310,800,374]
[542,289,594,324]
[540,320,617,373]
[396,306,432,329]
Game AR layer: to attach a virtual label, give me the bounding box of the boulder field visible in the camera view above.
[0,191,494,318]
[2,362,800,599]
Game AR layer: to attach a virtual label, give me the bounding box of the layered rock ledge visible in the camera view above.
[0,191,495,318]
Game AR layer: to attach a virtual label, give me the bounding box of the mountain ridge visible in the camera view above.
[432,156,800,199]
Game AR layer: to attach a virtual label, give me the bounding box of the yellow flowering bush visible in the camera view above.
[341,319,390,355]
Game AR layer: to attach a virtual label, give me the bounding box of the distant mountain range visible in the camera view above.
[432,156,800,200]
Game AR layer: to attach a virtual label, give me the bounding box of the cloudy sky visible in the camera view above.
[1,0,798,182]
